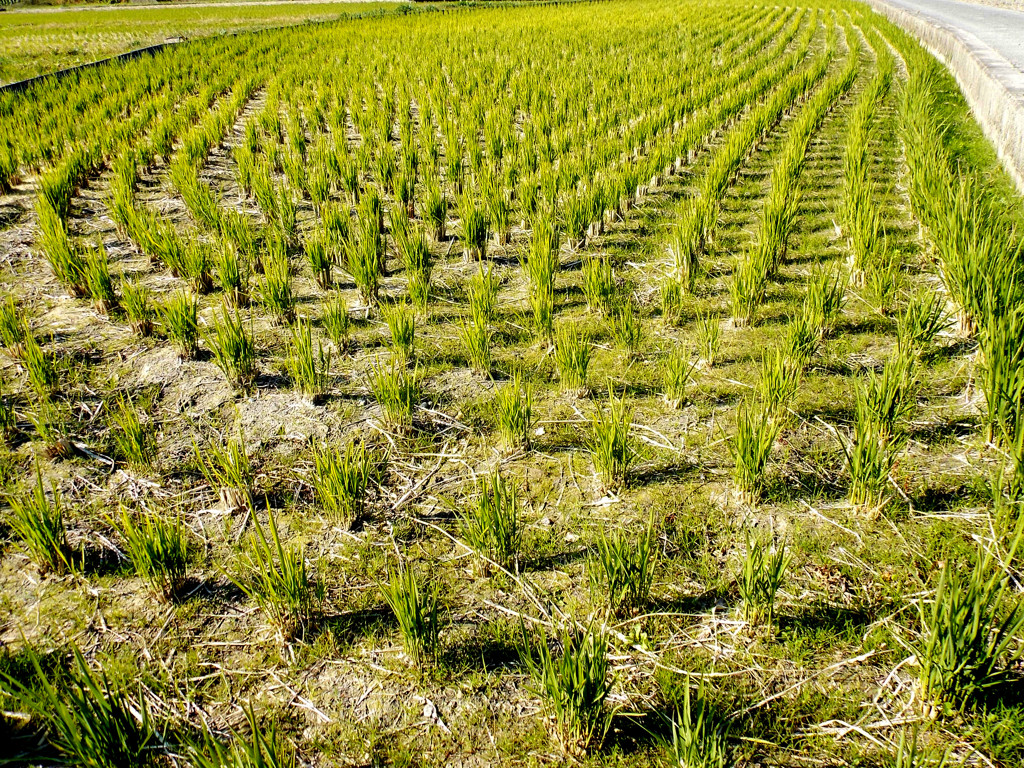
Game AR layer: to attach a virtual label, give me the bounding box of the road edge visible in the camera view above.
[867,0,1024,194]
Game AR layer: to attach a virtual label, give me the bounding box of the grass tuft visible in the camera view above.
[589,516,656,616]
[286,317,331,400]
[159,290,200,359]
[520,621,613,756]
[205,303,257,391]
[7,468,75,575]
[460,469,521,573]
[379,564,440,669]
[115,507,190,601]
[368,362,420,431]
[738,532,789,630]
[310,440,386,528]
[231,508,324,641]
[111,397,154,470]
[589,387,633,491]
[554,322,591,394]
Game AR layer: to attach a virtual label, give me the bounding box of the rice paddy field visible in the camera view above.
[1,0,1024,765]
[0,1,402,85]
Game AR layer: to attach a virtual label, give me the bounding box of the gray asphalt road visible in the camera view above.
[884,0,1024,72]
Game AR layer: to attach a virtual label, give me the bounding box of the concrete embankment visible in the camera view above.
[869,0,1024,194]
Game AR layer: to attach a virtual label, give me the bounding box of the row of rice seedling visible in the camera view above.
[664,18,831,285]
[843,36,896,300]
[729,27,860,326]
[215,0,813,295]
[898,45,1024,468]
[23,41,256,241]
[850,24,1024,717]
[2,32,279,191]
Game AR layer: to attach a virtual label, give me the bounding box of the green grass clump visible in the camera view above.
[0,294,27,357]
[3,645,153,768]
[738,532,789,630]
[189,702,295,768]
[554,322,591,394]
[589,517,656,616]
[865,245,903,316]
[398,227,433,313]
[461,269,495,374]
[860,349,917,438]
[305,230,333,290]
[459,192,488,261]
[727,400,781,503]
[159,290,200,359]
[582,256,615,316]
[231,509,324,641]
[694,311,721,368]
[287,317,331,400]
[524,215,560,339]
[663,349,695,409]
[195,429,254,511]
[460,469,521,573]
[667,217,703,293]
[321,293,351,354]
[611,301,644,359]
[0,377,14,437]
[115,507,190,601]
[215,245,249,308]
[467,264,498,324]
[111,398,154,470]
[381,301,416,367]
[37,196,87,298]
[589,388,633,491]
[729,248,770,327]
[784,309,820,369]
[83,244,118,315]
[379,565,440,669]
[258,250,295,324]
[7,469,75,575]
[460,308,491,374]
[22,334,57,400]
[310,440,386,528]
[756,346,801,418]
[121,279,154,337]
[911,528,1024,711]
[661,676,732,768]
[422,175,447,242]
[28,401,72,459]
[520,621,613,756]
[493,371,533,451]
[368,362,420,432]
[897,290,947,352]
[345,217,384,307]
[181,239,214,295]
[843,392,907,514]
[890,728,949,768]
[205,304,257,391]
[803,264,847,338]
[976,307,1024,443]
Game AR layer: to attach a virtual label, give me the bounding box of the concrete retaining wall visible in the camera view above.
[868,0,1024,194]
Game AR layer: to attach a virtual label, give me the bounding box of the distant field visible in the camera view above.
[0,1,401,84]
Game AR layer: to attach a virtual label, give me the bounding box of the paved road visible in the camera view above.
[884,0,1024,72]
